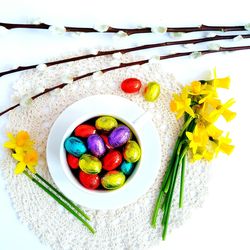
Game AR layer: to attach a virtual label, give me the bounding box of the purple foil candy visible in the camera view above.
[108,125,131,148]
[87,135,106,157]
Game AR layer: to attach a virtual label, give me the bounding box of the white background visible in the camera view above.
[0,1,250,250]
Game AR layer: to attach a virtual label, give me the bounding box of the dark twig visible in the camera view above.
[0,22,249,34]
[1,33,250,78]
[1,45,250,117]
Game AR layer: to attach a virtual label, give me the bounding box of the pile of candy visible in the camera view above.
[64,116,141,190]
[64,78,160,190]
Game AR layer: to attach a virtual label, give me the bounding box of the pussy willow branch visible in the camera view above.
[0,45,250,117]
[0,22,248,34]
[1,33,250,78]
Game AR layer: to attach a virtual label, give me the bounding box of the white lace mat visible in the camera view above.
[0,55,209,250]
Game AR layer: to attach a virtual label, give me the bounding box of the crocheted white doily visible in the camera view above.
[0,54,209,250]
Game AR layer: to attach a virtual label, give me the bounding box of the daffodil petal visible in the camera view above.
[186,132,193,140]
[192,153,203,162]
[220,144,235,155]
[14,162,26,175]
[206,124,223,139]
[176,111,184,119]
[6,132,15,140]
[12,152,24,162]
[3,141,16,149]
[222,110,236,122]
[203,151,214,161]
[185,106,195,117]
[214,76,230,89]
[222,98,236,110]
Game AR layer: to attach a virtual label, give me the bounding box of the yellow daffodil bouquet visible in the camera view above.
[151,71,235,240]
[4,131,95,234]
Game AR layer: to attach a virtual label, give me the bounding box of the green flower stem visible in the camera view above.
[178,116,194,138]
[23,170,95,234]
[151,137,181,227]
[161,156,182,235]
[161,140,186,225]
[179,154,186,208]
[160,166,174,210]
[151,115,195,229]
[151,116,193,228]
[161,154,180,226]
[163,169,173,194]
[162,148,188,240]
[35,173,90,221]
[151,190,164,228]
[178,119,196,209]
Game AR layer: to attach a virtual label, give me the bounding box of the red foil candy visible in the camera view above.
[74,124,96,138]
[100,134,113,150]
[120,78,142,94]
[79,171,100,190]
[102,150,123,171]
[67,154,79,169]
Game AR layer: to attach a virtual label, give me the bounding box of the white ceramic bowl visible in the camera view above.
[46,95,161,209]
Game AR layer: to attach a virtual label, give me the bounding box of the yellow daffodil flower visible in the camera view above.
[188,81,213,97]
[208,98,236,123]
[198,85,219,106]
[170,87,195,119]
[206,124,223,139]
[186,124,208,154]
[191,140,216,162]
[4,131,34,151]
[12,148,38,174]
[188,81,205,95]
[202,149,215,161]
[215,133,235,155]
[192,148,213,162]
[191,150,203,162]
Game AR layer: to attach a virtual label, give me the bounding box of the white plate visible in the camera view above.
[46,95,161,209]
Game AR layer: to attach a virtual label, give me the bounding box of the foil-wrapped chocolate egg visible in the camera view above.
[64,136,86,157]
[143,81,161,102]
[95,116,118,131]
[100,134,113,150]
[79,171,100,190]
[79,154,102,174]
[101,170,126,190]
[87,134,106,157]
[121,78,142,94]
[102,150,122,171]
[120,161,134,175]
[74,124,96,138]
[108,125,131,148]
[123,141,141,163]
[67,154,79,169]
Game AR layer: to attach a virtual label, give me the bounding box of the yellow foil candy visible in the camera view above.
[79,154,102,174]
[101,170,126,190]
[95,116,118,131]
[143,82,161,102]
[123,140,141,163]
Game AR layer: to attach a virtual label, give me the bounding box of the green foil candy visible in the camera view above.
[123,141,141,163]
[79,154,102,174]
[95,116,118,131]
[101,171,126,190]
[143,82,161,102]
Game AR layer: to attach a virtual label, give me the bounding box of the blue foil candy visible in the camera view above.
[120,161,134,175]
[64,136,86,157]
